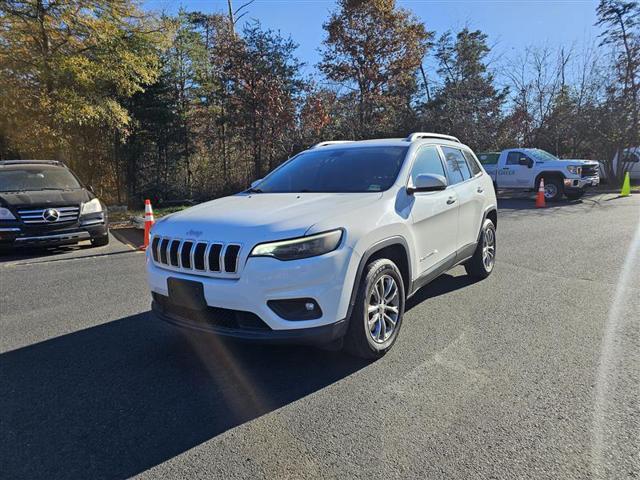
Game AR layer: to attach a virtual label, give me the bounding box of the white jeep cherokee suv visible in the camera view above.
[146,133,497,359]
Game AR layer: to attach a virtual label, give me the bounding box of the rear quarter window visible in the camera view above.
[463,150,483,176]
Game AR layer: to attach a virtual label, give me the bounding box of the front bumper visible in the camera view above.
[152,297,348,344]
[146,245,360,340]
[0,216,108,248]
[564,176,599,190]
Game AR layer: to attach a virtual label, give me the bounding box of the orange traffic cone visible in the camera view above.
[140,199,155,250]
[536,178,546,208]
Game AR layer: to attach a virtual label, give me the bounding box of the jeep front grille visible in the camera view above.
[18,206,80,224]
[151,236,242,276]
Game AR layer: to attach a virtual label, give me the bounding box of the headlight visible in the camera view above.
[81,198,103,215]
[0,207,16,220]
[250,229,343,261]
[567,165,582,175]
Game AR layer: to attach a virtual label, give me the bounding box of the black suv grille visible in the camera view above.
[18,206,80,224]
[151,236,242,276]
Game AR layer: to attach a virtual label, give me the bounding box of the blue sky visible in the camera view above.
[143,0,601,80]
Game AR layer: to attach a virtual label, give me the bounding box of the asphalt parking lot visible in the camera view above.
[1,193,638,480]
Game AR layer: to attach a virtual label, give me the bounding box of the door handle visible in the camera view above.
[477,186,484,193]
[446,197,456,205]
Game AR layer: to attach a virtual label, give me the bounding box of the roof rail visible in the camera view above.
[405,132,460,143]
[0,159,64,166]
[311,140,354,149]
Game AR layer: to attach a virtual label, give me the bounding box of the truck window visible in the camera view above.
[410,146,446,185]
[441,146,471,184]
[478,153,499,165]
[462,150,482,176]
[506,151,531,165]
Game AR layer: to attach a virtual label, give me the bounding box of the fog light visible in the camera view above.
[267,298,322,320]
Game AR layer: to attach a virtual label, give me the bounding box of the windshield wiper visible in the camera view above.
[246,187,263,193]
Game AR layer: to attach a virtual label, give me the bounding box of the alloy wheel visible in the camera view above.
[367,274,400,344]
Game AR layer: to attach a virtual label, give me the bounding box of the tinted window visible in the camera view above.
[255,146,408,193]
[507,151,532,165]
[463,150,482,176]
[441,147,471,184]
[0,165,82,192]
[410,146,446,185]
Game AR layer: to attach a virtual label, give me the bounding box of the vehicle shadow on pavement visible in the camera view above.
[406,271,477,312]
[0,313,368,479]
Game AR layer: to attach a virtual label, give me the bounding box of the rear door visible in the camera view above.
[441,146,485,252]
[408,145,459,275]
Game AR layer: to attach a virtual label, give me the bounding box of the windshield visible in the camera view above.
[527,149,559,162]
[0,165,82,192]
[254,146,408,193]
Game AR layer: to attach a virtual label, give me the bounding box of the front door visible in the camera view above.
[408,145,459,275]
[498,151,533,188]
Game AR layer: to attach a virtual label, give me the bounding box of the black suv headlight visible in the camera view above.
[80,198,103,215]
[250,229,343,261]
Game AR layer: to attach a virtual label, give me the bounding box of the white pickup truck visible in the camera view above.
[478,149,600,201]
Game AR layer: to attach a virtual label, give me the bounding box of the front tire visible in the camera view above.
[344,258,405,359]
[538,177,563,202]
[465,219,496,279]
[91,233,110,247]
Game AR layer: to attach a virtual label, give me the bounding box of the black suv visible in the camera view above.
[0,160,109,249]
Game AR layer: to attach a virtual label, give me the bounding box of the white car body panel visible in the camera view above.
[146,136,498,340]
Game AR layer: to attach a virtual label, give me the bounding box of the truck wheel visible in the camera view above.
[565,190,584,201]
[465,219,496,279]
[344,258,405,360]
[538,177,563,202]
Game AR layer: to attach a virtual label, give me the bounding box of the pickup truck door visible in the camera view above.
[498,151,534,188]
[408,145,459,275]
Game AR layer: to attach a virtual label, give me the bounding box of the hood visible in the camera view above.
[152,192,381,243]
[556,159,600,166]
[0,189,91,208]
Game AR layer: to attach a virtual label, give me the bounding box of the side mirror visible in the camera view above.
[407,174,448,194]
[250,179,263,188]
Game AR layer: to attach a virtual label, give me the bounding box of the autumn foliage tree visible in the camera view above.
[319,0,431,138]
[0,0,167,200]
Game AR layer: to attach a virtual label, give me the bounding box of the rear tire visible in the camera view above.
[465,219,496,279]
[344,258,405,360]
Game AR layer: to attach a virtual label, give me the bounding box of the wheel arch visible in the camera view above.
[534,171,565,189]
[346,237,412,321]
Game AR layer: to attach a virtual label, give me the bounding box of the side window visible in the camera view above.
[507,151,531,165]
[441,146,472,184]
[463,150,482,176]
[410,146,446,185]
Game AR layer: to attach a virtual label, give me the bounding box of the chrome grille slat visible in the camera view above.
[17,205,80,224]
[150,235,242,277]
